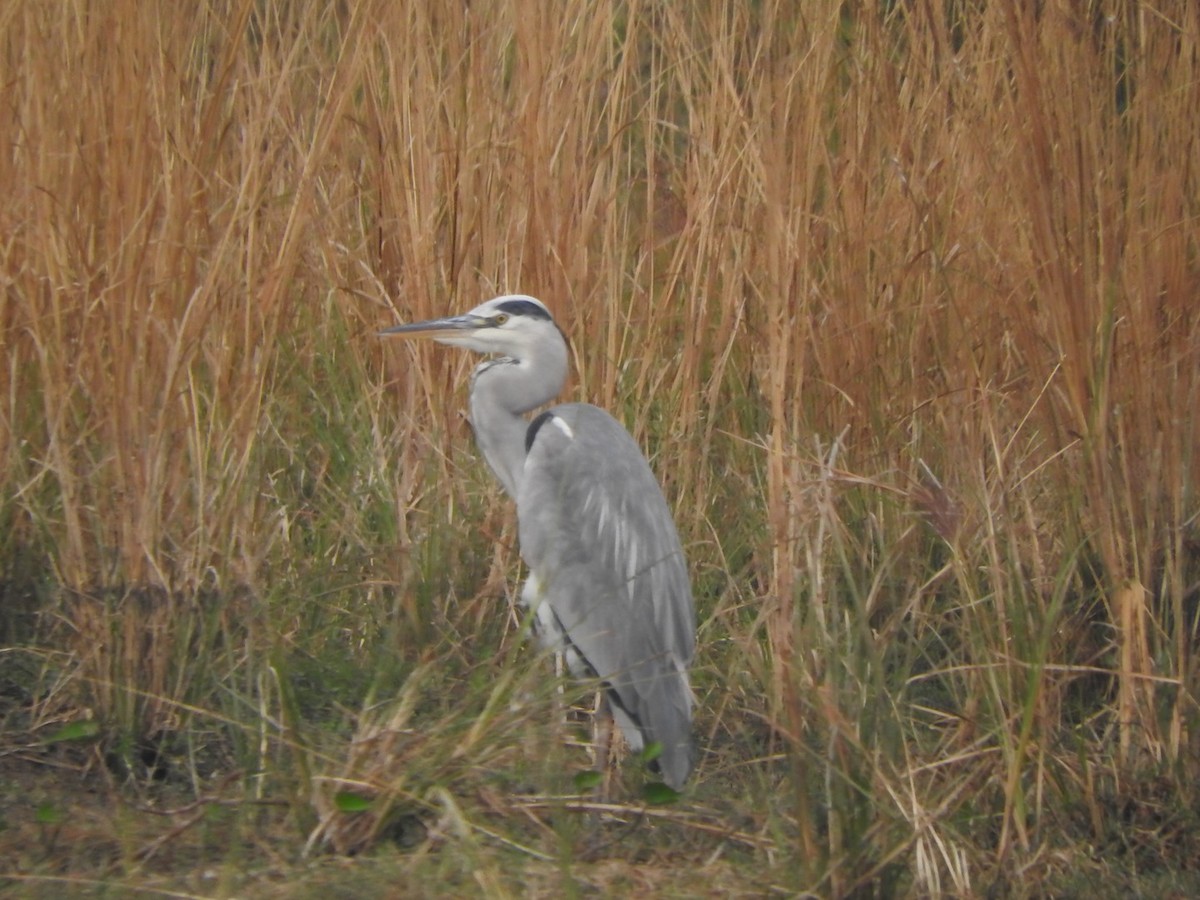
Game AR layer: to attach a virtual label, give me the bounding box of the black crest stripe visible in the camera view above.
[496,299,552,320]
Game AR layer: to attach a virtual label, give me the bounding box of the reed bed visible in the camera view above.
[2,1,1198,895]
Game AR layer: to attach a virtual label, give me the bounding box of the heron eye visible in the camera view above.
[494,313,510,325]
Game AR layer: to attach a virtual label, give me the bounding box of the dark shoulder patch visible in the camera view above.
[497,298,552,321]
[525,410,556,453]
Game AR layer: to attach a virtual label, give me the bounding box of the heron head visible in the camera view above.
[380,294,566,358]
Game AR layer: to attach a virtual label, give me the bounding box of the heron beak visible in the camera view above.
[378,314,487,340]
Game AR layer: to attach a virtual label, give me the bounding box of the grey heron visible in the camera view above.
[381,294,696,790]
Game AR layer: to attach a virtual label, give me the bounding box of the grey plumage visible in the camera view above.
[381,294,696,789]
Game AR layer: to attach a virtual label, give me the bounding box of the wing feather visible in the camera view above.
[518,403,695,787]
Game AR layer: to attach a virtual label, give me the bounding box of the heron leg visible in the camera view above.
[593,690,616,800]
[551,650,568,745]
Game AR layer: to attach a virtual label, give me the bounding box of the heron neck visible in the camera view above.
[468,386,528,498]
[469,354,565,498]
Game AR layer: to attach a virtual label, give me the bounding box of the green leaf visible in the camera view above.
[573,770,604,792]
[334,791,373,813]
[641,781,681,805]
[35,804,64,825]
[44,720,101,744]
[639,741,663,764]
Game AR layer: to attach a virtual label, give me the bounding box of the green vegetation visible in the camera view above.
[2,0,1198,896]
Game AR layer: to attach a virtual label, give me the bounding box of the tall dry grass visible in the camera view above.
[2,0,1198,893]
